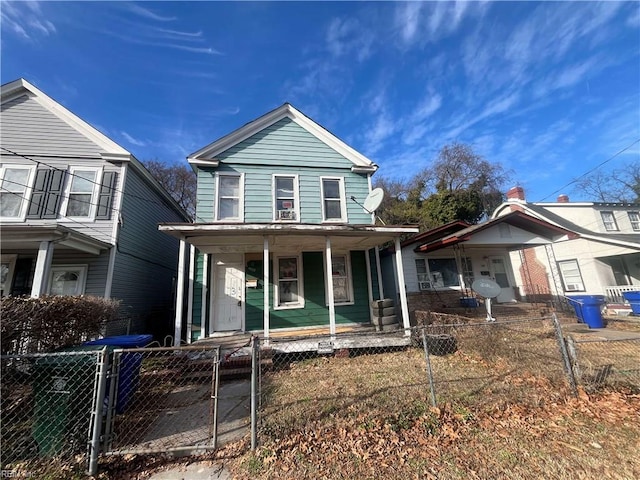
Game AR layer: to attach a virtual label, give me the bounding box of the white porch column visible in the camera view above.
[365,249,373,322]
[375,246,384,299]
[186,245,196,344]
[263,236,270,341]
[174,240,187,346]
[394,237,411,334]
[201,253,209,339]
[325,236,336,336]
[31,240,54,297]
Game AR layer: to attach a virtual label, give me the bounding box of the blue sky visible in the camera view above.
[2,1,639,202]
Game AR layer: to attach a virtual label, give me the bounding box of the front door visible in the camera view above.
[489,256,514,303]
[213,256,244,332]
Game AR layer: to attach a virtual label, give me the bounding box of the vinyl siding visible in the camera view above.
[111,166,184,331]
[244,250,370,331]
[50,249,111,297]
[1,94,104,157]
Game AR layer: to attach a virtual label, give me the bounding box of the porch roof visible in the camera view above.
[0,224,111,255]
[159,222,419,253]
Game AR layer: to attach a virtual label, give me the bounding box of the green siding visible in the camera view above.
[244,250,370,331]
[195,118,372,225]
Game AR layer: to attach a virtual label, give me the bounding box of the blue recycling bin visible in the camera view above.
[622,291,640,315]
[84,334,152,413]
[567,295,605,328]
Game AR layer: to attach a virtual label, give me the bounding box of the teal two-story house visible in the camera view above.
[160,104,417,343]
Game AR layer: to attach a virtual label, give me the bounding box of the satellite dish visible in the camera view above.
[362,188,384,213]
[472,278,501,323]
[472,279,501,299]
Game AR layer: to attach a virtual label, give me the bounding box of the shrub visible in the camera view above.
[1,295,120,355]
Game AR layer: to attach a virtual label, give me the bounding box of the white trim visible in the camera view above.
[31,240,54,297]
[110,162,126,244]
[272,173,300,223]
[186,245,196,343]
[104,246,117,298]
[160,223,418,235]
[174,240,187,346]
[325,237,336,336]
[1,79,129,155]
[394,237,411,334]
[263,237,270,340]
[0,164,36,222]
[274,253,305,310]
[375,246,384,299]
[187,103,376,169]
[324,251,354,306]
[1,254,18,296]
[61,166,102,220]
[320,176,347,223]
[47,264,88,296]
[214,172,244,222]
[201,253,209,340]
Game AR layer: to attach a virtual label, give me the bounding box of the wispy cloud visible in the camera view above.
[1,1,56,40]
[326,17,374,62]
[121,131,147,147]
[126,3,176,22]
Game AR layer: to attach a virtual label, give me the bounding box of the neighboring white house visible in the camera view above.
[492,187,640,307]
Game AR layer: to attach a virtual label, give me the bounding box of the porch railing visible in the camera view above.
[605,285,640,304]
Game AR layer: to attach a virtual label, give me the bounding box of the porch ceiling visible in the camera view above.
[159,222,419,254]
[0,224,111,255]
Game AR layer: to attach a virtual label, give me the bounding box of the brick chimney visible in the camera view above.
[557,194,569,203]
[506,186,525,201]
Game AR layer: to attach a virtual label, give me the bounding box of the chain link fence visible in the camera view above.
[1,348,108,478]
[566,337,640,392]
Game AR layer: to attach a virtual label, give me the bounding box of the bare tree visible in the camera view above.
[143,159,197,219]
[573,160,640,202]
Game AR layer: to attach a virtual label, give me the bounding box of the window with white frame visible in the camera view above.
[1,254,17,296]
[329,254,353,304]
[275,256,304,308]
[558,260,585,292]
[321,177,346,222]
[64,169,99,218]
[628,211,640,231]
[48,265,88,296]
[0,166,33,219]
[273,175,299,221]
[601,211,618,231]
[415,257,460,290]
[216,173,243,221]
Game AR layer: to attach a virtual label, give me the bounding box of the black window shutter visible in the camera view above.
[42,169,65,219]
[96,171,117,220]
[26,169,51,218]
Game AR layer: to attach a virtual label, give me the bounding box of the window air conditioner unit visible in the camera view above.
[419,281,432,291]
[565,284,581,291]
[277,210,296,220]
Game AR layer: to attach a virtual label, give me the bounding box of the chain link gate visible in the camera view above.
[102,345,221,457]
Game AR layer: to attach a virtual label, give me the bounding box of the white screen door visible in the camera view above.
[489,256,514,303]
[213,257,243,331]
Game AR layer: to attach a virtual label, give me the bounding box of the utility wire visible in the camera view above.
[537,138,640,202]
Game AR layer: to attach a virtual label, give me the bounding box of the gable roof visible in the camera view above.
[187,103,377,173]
[492,201,640,249]
[415,211,576,253]
[1,78,189,220]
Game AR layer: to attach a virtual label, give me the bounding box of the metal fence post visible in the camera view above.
[421,327,437,407]
[551,313,579,398]
[251,335,259,450]
[88,346,109,476]
[209,346,221,449]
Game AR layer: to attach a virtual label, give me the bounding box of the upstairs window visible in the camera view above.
[601,211,618,231]
[64,168,99,218]
[321,177,346,222]
[0,166,33,220]
[216,173,243,221]
[273,175,299,222]
[628,211,640,231]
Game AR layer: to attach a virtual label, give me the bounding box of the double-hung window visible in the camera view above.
[415,257,461,290]
[329,254,353,305]
[321,177,346,222]
[628,211,640,231]
[216,173,243,221]
[601,211,618,231]
[273,175,299,222]
[0,166,34,220]
[558,259,585,292]
[64,168,99,218]
[275,255,304,309]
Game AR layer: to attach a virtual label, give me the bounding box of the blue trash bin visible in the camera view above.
[84,334,152,413]
[567,295,605,328]
[622,291,640,315]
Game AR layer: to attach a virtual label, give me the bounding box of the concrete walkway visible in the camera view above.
[562,323,640,341]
